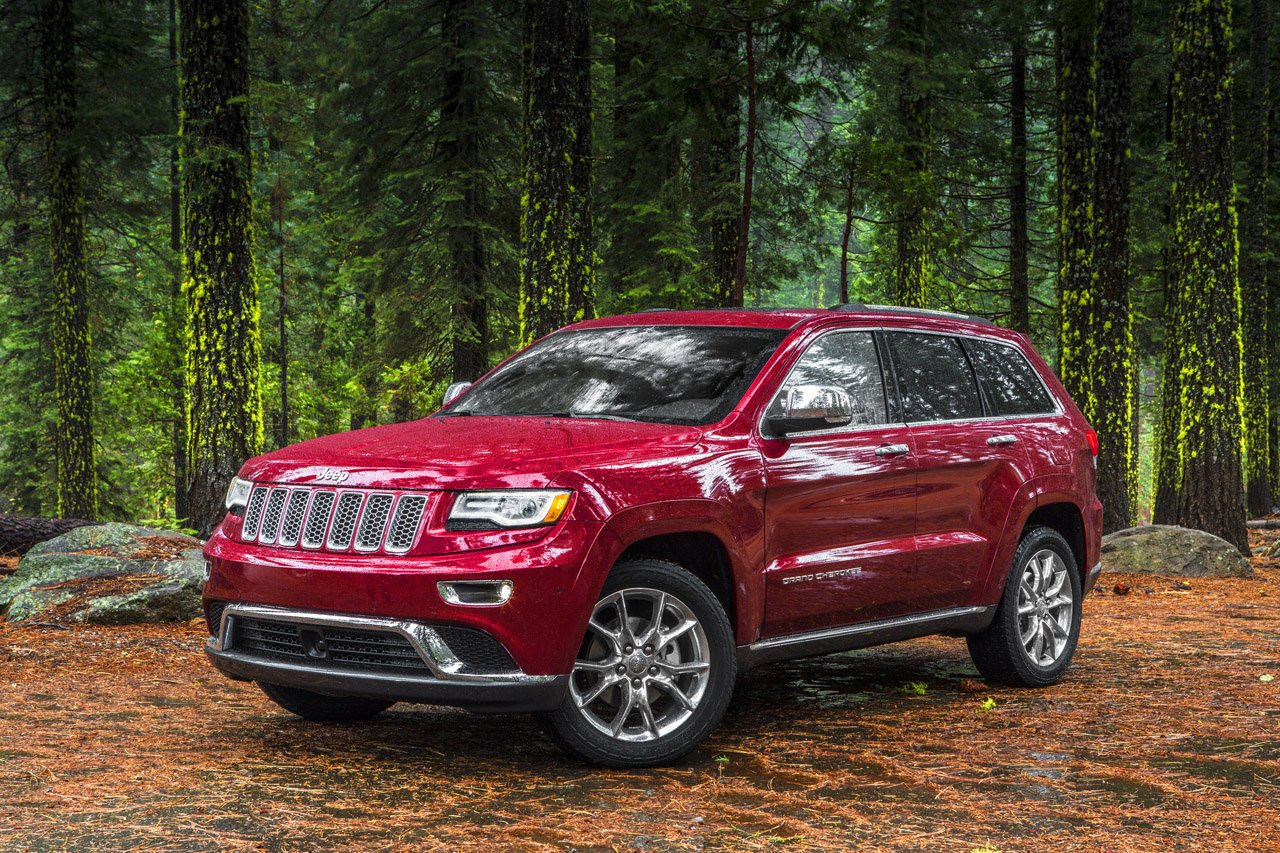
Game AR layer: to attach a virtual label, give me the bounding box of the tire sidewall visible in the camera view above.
[1000,527,1083,686]
[545,558,737,768]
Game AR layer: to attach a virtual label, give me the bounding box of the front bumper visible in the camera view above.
[207,603,569,713]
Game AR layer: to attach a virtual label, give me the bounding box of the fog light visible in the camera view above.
[437,580,513,607]
[203,560,211,584]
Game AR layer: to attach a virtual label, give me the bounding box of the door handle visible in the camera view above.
[874,443,911,457]
[986,434,1019,447]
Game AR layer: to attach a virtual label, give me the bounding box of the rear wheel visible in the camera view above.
[258,682,393,722]
[967,526,1082,687]
[540,558,736,768]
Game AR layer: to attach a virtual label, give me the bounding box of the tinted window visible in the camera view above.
[446,325,786,425]
[767,331,887,426]
[886,332,982,421]
[965,338,1055,416]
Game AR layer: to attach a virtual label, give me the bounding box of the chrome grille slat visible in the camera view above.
[386,495,428,553]
[240,485,429,554]
[279,489,310,547]
[242,488,269,539]
[355,493,395,551]
[327,491,364,550]
[301,490,336,548]
[258,488,290,544]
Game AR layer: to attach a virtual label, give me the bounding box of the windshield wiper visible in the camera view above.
[519,411,638,422]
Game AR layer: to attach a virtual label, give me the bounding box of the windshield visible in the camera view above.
[444,325,787,425]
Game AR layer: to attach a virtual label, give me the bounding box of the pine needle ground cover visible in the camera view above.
[1,538,1277,851]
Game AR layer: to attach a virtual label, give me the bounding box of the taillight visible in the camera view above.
[1084,428,1099,457]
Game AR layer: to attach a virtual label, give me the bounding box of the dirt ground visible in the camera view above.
[1,539,1278,852]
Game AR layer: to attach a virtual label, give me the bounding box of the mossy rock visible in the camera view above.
[1101,525,1252,578]
[0,523,205,624]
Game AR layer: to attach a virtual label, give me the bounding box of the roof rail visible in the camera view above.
[827,303,994,326]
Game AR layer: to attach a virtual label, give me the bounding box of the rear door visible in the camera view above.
[883,331,1030,612]
[962,336,1066,471]
[760,330,919,636]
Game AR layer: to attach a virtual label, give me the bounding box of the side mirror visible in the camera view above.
[442,381,472,407]
[765,384,853,436]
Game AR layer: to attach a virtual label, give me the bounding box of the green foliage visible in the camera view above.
[0,0,1272,537]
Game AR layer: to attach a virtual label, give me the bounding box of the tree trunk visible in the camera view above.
[731,20,756,309]
[1240,0,1272,517]
[690,25,739,307]
[1055,0,1095,415]
[168,0,188,523]
[519,0,594,346]
[839,169,855,305]
[42,0,97,521]
[444,0,489,381]
[1153,73,1180,525]
[267,0,290,448]
[1170,0,1248,553]
[889,0,931,309]
[180,0,263,537]
[1008,15,1029,334]
[1092,0,1136,532]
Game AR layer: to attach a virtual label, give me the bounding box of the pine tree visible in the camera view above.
[42,0,96,519]
[1240,0,1272,517]
[689,24,740,307]
[888,0,931,308]
[443,0,490,381]
[180,0,262,535]
[519,0,594,345]
[1008,5,1030,334]
[1092,0,1136,531]
[1055,0,1095,412]
[1169,0,1247,552]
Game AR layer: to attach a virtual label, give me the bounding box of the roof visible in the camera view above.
[570,305,1011,339]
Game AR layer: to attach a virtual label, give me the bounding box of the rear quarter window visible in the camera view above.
[964,338,1056,416]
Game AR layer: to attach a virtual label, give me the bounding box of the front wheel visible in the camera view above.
[967,526,1082,687]
[540,558,737,768]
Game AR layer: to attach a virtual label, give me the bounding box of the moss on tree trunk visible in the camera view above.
[1239,0,1272,517]
[1169,0,1247,553]
[1055,0,1095,413]
[1092,0,1137,531]
[42,0,97,520]
[889,0,931,309]
[519,0,594,345]
[179,0,263,536]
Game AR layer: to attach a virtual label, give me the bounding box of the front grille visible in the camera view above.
[240,485,429,554]
[234,616,432,675]
[435,625,518,674]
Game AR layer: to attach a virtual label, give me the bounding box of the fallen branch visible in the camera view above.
[0,514,94,557]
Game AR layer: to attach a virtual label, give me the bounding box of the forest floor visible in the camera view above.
[1,534,1278,852]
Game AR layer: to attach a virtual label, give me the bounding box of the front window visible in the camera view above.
[444,325,787,425]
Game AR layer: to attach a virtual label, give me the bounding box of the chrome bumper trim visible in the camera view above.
[212,603,539,684]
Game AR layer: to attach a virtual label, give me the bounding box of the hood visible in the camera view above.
[240,415,704,491]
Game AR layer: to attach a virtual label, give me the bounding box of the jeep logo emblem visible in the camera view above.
[315,468,351,484]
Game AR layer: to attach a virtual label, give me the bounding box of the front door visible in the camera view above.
[760,330,919,636]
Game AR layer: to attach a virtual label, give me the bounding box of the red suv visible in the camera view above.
[203,306,1102,767]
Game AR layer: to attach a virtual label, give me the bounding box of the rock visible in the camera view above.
[0,523,205,624]
[1101,525,1252,578]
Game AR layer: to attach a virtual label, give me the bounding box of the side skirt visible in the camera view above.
[736,605,996,671]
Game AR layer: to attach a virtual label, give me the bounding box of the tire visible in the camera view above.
[967,526,1083,687]
[258,682,394,722]
[540,558,737,768]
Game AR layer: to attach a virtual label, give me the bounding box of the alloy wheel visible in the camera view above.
[1016,548,1074,667]
[569,587,711,742]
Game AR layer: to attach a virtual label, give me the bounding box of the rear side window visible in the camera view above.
[885,332,982,422]
[768,331,887,426]
[965,338,1055,416]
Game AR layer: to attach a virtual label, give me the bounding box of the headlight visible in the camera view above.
[447,489,571,530]
[224,476,253,512]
